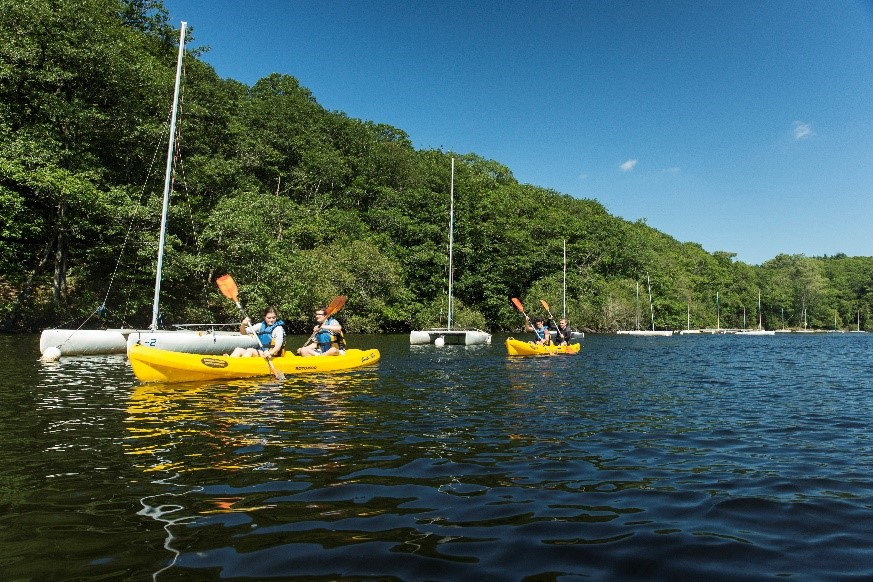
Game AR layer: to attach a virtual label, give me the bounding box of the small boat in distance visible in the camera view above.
[617,275,673,336]
[505,337,581,356]
[409,158,491,346]
[735,291,775,335]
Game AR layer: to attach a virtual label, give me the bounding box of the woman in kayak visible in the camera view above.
[229,306,285,358]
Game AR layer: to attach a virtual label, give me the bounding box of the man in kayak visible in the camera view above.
[550,317,573,346]
[297,307,346,356]
[229,306,285,358]
[524,316,551,345]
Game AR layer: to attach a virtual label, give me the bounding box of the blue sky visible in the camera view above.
[163,0,873,265]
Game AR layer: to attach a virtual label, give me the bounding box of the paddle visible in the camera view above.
[540,299,567,344]
[511,297,531,322]
[512,297,551,346]
[302,295,347,349]
[216,274,284,381]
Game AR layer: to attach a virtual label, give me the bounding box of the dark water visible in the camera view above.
[2,332,873,581]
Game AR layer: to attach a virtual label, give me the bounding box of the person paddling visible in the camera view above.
[229,305,285,358]
[524,316,551,345]
[297,307,346,357]
[550,317,573,346]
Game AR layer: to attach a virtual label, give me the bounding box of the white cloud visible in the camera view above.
[662,167,680,175]
[793,121,814,140]
[578,173,589,181]
[619,159,638,172]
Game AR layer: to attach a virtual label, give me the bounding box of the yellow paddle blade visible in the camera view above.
[540,299,551,313]
[511,297,525,313]
[216,274,239,301]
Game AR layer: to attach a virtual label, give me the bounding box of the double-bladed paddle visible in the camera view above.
[216,274,285,381]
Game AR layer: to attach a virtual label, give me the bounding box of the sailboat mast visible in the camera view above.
[635,282,640,330]
[758,291,762,330]
[647,274,655,331]
[151,21,186,331]
[447,157,455,330]
[562,239,567,319]
[687,299,690,331]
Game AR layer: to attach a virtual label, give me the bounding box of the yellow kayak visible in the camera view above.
[505,337,581,356]
[128,343,380,383]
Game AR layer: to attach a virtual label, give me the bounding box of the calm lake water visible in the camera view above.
[2,332,873,580]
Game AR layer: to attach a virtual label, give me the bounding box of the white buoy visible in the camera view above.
[434,336,445,347]
[41,346,62,362]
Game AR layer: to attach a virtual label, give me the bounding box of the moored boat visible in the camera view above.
[126,329,259,354]
[410,329,491,345]
[40,328,133,355]
[39,23,254,359]
[409,158,491,347]
[128,343,381,383]
[505,337,581,356]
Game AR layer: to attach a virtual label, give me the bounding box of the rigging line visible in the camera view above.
[98,111,174,326]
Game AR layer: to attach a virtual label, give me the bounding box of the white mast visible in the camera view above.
[447,157,455,330]
[717,291,720,331]
[646,273,655,331]
[758,291,763,330]
[562,239,567,319]
[635,282,641,330]
[151,21,186,330]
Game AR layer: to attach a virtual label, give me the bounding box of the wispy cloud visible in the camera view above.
[793,121,814,140]
[662,167,680,175]
[619,159,638,172]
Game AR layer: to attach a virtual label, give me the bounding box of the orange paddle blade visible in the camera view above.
[511,297,525,313]
[216,274,238,301]
[325,295,347,317]
[540,299,551,313]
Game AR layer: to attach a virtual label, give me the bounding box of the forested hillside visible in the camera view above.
[2,0,871,333]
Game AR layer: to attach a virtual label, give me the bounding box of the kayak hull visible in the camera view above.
[505,337,581,356]
[128,343,380,383]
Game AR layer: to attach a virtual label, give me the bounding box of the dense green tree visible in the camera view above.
[2,0,872,334]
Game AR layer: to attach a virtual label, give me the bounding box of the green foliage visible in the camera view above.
[2,0,872,333]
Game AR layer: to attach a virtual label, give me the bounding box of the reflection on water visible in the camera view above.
[2,333,873,579]
[124,371,378,474]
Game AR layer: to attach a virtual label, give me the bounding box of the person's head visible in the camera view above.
[559,319,568,328]
[533,317,544,327]
[314,307,327,322]
[263,306,278,323]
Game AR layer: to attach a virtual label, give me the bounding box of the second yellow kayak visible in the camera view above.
[505,337,581,356]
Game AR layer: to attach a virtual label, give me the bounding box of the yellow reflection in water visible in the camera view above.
[123,372,376,474]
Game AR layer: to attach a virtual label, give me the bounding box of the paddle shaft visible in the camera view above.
[302,296,346,348]
[216,275,284,380]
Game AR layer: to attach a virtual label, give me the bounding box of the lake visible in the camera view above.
[2,332,872,580]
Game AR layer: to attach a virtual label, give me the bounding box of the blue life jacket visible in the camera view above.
[532,325,550,344]
[256,320,284,349]
[316,317,342,351]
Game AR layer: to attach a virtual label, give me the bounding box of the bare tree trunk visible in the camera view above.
[52,202,68,307]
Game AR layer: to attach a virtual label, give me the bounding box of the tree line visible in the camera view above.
[2,0,871,334]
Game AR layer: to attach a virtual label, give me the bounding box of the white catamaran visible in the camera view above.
[409,158,490,346]
[617,274,673,336]
[40,22,256,357]
[735,291,775,335]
